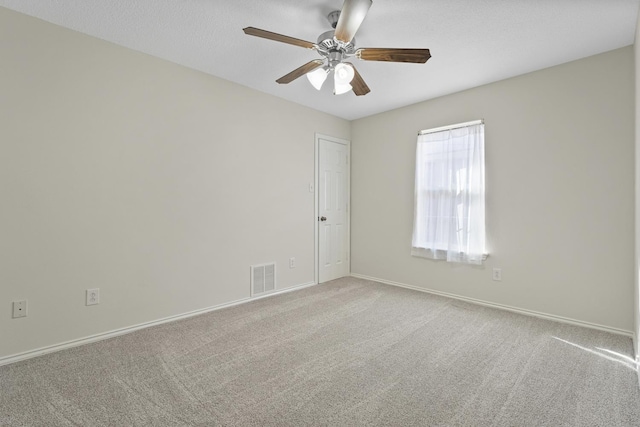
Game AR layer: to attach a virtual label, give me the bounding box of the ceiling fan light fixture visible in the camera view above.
[307,67,329,90]
[243,0,431,98]
[334,81,353,95]
[334,63,355,85]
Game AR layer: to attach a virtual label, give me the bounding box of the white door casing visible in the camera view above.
[316,134,350,284]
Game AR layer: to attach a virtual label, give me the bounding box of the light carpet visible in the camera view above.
[1,277,640,426]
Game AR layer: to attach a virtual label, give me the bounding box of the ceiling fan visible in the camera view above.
[243,0,431,96]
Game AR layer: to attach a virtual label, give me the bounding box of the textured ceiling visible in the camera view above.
[1,0,639,120]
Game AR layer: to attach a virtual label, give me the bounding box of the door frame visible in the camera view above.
[314,133,351,285]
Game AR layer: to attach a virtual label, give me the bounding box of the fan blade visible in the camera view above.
[356,48,431,63]
[334,0,372,43]
[243,27,316,50]
[276,60,324,84]
[344,62,370,96]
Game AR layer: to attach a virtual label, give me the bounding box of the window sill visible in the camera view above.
[411,247,489,263]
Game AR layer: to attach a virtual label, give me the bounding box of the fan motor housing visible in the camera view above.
[317,30,356,54]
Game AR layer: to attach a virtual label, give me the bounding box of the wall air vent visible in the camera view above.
[251,263,276,296]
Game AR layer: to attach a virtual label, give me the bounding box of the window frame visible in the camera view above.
[412,120,487,264]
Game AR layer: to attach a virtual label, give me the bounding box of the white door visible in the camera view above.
[318,136,349,283]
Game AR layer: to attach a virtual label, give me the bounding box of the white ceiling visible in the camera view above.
[1,0,639,120]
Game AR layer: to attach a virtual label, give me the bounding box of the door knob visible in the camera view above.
[320,216,327,221]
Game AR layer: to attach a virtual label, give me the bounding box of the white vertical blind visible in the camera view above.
[411,122,486,264]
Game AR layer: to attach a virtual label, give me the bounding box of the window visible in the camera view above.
[411,120,486,264]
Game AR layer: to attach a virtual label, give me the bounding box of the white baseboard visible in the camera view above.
[351,273,633,337]
[0,281,317,367]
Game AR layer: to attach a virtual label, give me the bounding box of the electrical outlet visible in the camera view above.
[86,288,100,306]
[12,300,27,318]
[492,268,502,281]
[289,257,296,269]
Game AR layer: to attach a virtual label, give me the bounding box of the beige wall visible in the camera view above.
[351,47,635,332]
[0,8,350,359]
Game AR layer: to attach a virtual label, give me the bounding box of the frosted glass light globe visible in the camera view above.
[306,67,329,90]
[334,63,355,85]
[334,82,352,95]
